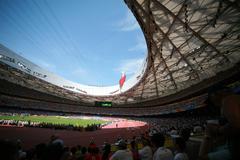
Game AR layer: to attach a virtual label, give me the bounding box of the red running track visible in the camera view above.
[0,119,148,149]
[102,119,146,129]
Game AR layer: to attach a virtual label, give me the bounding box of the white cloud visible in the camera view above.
[71,68,87,76]
[128,35,147,52]
[70,68,95,84]
[117,10,140,31]
[115,58,144,75]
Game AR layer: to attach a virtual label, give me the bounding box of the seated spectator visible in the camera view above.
[180,128,198,160]
[74,145,82,159]
[45,142,64,160]
[150,133,173,160]
[34,143,47,160]
[138,138,152,160]
[199,90,240,160]
[170,128,178,136]
[130,140,140,160]
[79,147,87,160]
[16,139,26,160]
[110,139,133,160]
[193,126,202,134]
[0,140,18,160]
[85,142,101,160]
[61,147,73,160]
[50,135,64,147]
[102,143,112,160]
[70,146,78,159]
[173,137,188,160]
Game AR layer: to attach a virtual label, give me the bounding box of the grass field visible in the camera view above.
[0,115,106,127]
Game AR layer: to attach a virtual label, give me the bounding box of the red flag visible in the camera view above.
[119,72,126,88]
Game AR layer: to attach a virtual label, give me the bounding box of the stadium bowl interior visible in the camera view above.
[0,0,240,159]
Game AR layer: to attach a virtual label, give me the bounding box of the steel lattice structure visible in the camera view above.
[89,0,240,105]
[0,0,240,108]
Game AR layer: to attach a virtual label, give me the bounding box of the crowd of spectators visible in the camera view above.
[0,119,101,132]
[0,89,239,160]
[0,62,208,117]
[0,110,222,160]
[145,116,208,137]
[0,112,102,132]
[0,93,207,116]
[0,129,189,160]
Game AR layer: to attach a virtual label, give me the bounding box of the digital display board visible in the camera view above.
[95,101,112,107]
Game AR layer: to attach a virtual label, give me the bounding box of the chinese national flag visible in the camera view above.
[119,72,126,88]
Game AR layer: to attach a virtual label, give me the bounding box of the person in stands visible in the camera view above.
[130,140,140,160]
[102,143,112,160]
[151,132,173,160]
[173,137,188,160]
[110,139,133,160]
[85,142,101,160]
[180,128,198,160]
[138,138,152,160]
[199,89,240,160]
[0,140,18,160]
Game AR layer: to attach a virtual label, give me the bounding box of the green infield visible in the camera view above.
[0,115,106,127]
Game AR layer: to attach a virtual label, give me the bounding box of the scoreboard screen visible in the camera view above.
[95,101,112,107]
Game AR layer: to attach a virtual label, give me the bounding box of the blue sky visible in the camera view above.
[0,0,147,86]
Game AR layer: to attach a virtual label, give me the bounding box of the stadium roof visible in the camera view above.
[1,0,240,106]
